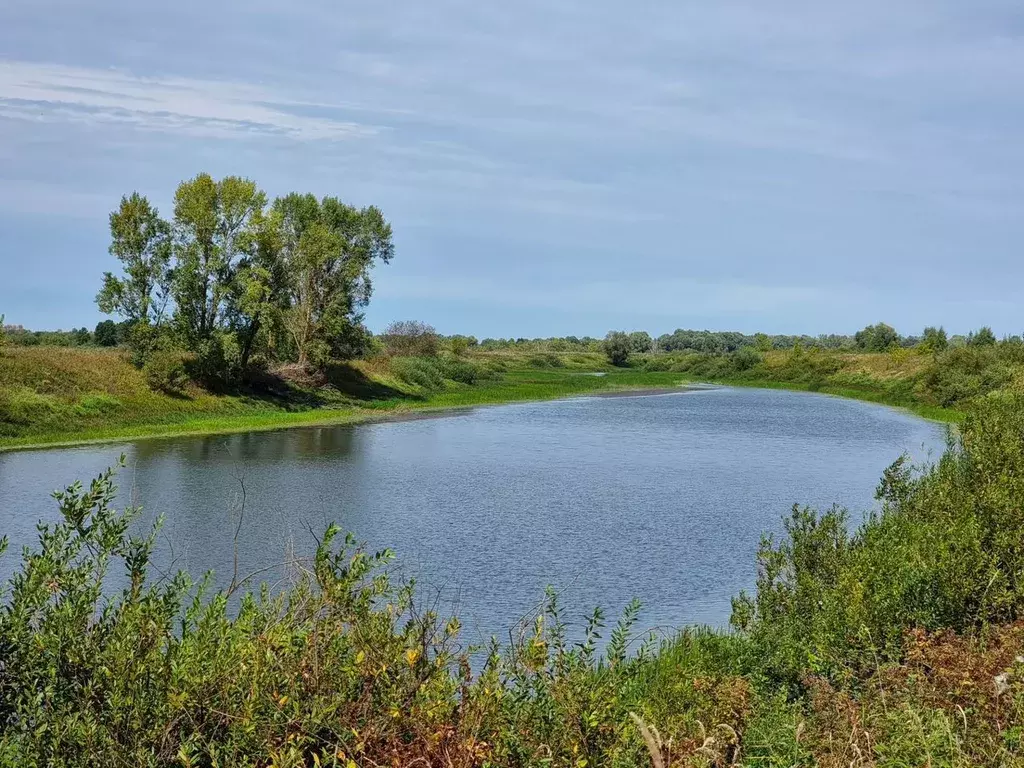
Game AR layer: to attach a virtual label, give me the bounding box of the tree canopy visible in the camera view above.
[96,174,394,383]
[603,331,632,366]
[854,322,899,352]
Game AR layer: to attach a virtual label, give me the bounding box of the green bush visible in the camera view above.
[734,391,1024,686]
[916,344,1017,407]
[438,356,483,384]
[525,353,564,369]
[381,321,440,357]
[603,331,631,366]
[143,348,190,394]
[640,355,671,372]
[0,464,472,765]
[391,356,446,390]
[187,333,241,390]
[732,347,762,372]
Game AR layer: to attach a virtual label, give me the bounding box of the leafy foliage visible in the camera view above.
[968,326,998,347]
[854,322,899,352]
[97,193,173,328]
[142,348,190,395]
[93,319,120,347]
[95,175,395,390]
[920,325,949,354]
[603,331,632,366]
[382,321,440,357]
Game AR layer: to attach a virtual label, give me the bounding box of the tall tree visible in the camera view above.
[967,326,997,347]
[170,174,267,346]
[603,331,631,366]
[228,209,289,369]
[920,326,948,354]
[855,322,899,352]
[274,194,394,369]
[96,193,172,326]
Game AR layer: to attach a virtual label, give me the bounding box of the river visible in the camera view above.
[0,387,946,645]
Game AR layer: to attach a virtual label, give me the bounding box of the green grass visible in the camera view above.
[701,374,964,423]
[0,346,690,451]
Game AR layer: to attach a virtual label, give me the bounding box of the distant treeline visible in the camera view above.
[2,320,123,348]
[5,320,1012,356]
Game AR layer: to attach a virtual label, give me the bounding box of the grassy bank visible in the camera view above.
[706,375,962,423]
[1,344,977,451]
[0,347,688,451]
[635,346,1009,424]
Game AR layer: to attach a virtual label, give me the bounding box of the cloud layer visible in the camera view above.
[1,0,1023,334]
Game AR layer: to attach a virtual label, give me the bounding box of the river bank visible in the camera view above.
[0,353,689,451]
[1,344,964,451]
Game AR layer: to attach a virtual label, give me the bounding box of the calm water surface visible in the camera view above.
[0,387,946,645]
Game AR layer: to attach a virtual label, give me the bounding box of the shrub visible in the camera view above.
[732,347,763,371]
[629,331,653,353]
[0,463,472,765]
[603,331,631,366]
[855,322,900,352]
[526,353,564,369]
[438,356,482,384]
[446,335,476,356]
[642,355,672,372]
[143,348,190,394]
[916,344,1017,407]
[93,319,120,347]
[919,326,948,354]
[734,391,1024,687]
[968,326,997,347]
[188,332,241,390]
[391,356,446,390]
[382,320,440,357]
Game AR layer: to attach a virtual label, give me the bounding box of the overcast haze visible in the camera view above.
[1,1,1022,337]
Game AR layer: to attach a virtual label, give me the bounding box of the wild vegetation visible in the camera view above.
[5,316,1024,447]
[3,383,1024,765]
[87,174,396,391]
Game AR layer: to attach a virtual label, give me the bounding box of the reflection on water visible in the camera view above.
[0,388,946,645]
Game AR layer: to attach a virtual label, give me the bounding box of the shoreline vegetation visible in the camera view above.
[0,344,964,452]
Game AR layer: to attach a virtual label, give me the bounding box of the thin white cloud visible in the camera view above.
[0,60,375,141]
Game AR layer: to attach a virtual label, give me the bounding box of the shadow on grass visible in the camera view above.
[242,363,422,410]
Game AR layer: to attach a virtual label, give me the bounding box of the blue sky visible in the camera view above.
[1,1,1022,338]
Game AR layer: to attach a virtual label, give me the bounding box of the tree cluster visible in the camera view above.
[96,174,394,385]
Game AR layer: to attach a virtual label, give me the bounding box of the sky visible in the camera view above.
[1,1,1023,338]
